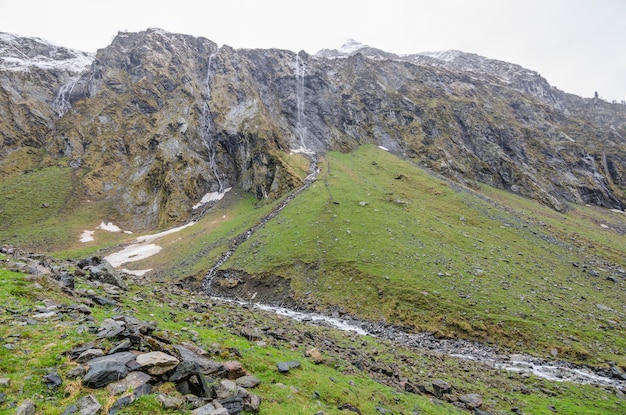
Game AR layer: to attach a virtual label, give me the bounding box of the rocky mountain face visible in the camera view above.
[1,30,625,229]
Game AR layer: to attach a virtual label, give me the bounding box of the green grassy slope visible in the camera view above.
[222,145,626,365]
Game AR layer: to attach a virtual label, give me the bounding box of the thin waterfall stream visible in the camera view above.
[200,53,224,193]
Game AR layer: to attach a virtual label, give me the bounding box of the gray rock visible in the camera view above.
[459,393,483,409]
[108,338,133,355]
[107,371,153,395]
[219,395,244,415]
[77,348,105,363]
[77,395,101,415]
[235,375,261,388]
[83,352,137,388]
[277,360,300,373]
[176,345,225,376]
[190,401,223,415]
[156,393,185,410]
[43,372,63,389]
[15,399,36,415]
[135,351,179,375]
[214,379,238,400]
[67,365,87,379]
[432,379,452,397]
[61,404,78,415]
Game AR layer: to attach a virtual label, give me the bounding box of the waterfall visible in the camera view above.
[52,79,78,116]
[293,54,314,154]
[200,53,224,193]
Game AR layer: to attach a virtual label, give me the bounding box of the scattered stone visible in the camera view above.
[156,393,185,410]
[43,372,63,389]
[135,351,179,375]
[60,404,78,415]
[338,403,362,414]
[432,380,452,398]
[82,352,137,388]
[235,375,261,388]
[176,345,225,376]
[223,360,247,380]
[67,365,87,379]
[214,379,238,400]
[77,348,105,363]
[191,401,225,415]
[459,393,483,409]
[107,371,153,395]
[15,399,36,415]
[0,377,10,386]
[220,395,245,414]
[277,360,301,373]
[77,395,101,415]
[108,338,133,355]
[306,348,324,364]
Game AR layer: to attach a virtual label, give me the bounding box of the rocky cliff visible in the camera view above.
[1,30,625,229]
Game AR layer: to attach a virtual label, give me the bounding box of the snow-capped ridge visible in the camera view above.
[0,31,94,73]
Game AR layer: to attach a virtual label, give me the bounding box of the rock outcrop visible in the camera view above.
[1,30,624,229]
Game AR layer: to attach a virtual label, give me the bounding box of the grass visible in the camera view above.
[222,145,626,365]
[1,262,624,414]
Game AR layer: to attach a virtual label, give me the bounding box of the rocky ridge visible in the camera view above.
[1,29,625,230]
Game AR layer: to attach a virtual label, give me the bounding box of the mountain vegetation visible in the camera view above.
[0,29,625,414]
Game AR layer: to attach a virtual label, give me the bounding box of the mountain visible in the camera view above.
[1,30,625,231]
[1,31,626,415]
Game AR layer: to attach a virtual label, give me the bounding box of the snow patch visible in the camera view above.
[378,146,389,151]
[105,244,162,267]
[192,187,232,210]
[120,268,152,277]
[290,146,316,155]
[97,221,122,232]
[79,230,95,243]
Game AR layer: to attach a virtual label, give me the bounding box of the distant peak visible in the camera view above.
[339,39,367,54]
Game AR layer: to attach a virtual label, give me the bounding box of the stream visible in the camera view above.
[201,156,626,390]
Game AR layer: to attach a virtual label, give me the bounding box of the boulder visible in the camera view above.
[135,351,179,375]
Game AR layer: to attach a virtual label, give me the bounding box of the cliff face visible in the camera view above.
[1,30,625,229]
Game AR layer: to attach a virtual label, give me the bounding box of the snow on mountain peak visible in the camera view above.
[339,39,367,54]
[0,32,94,74]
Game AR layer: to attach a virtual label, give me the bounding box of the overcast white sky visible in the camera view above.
[1,0,625,101]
